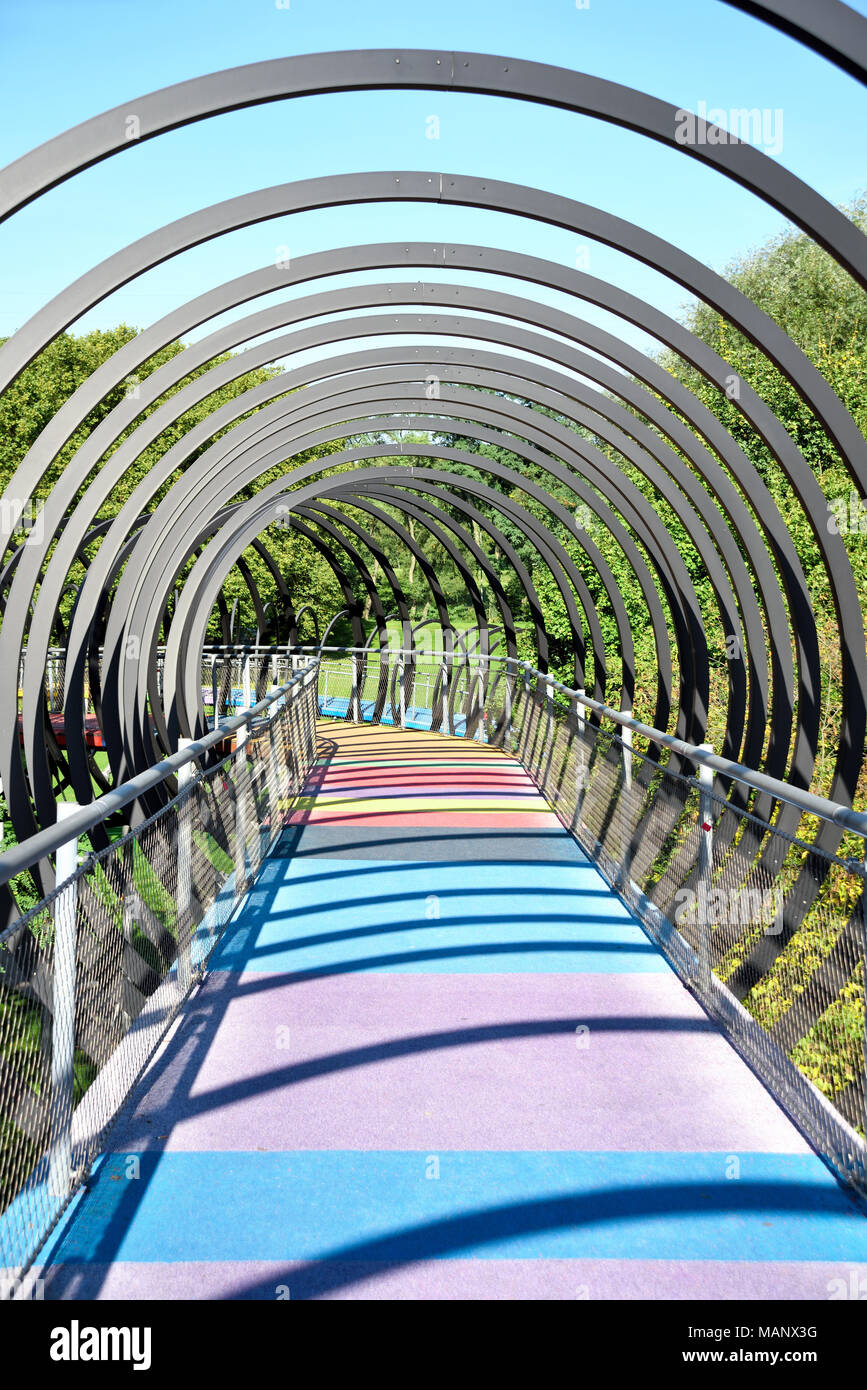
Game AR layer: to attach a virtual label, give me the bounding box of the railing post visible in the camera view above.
[248,712,265,883]
[503,671,513,751]
[48,803,80,1198]
[441,658,451,737]
[617,720,634,893]
[518,663,532,761]
[305,662,317,759]
[243,653,252,713]
[695,744,715,992]
[569,690,588,835]
[539,675,555,779]
[177,739,194,993]
[398,658,406,729]
[575,687,586,741]
[351,656,361,723]
[622,721,633,794]
[265,699,282,846]
[285,684,300,797]
[234,716,250,898]
[573,687,587,825]
[210,656,218,727]
[475,660,487,744]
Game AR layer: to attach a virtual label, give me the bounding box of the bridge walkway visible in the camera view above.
[39,723,866,1299]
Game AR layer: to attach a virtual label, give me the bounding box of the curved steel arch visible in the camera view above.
[317,608,354,653]
[248,536,297,642]
[109,414,654,776]
[319,372,759,753]
[3,212,861,834]
[63,339,772,755]
[23,265,811,767]
[0,35,860,997]
[10,322,783,834]
[81,293,811,767]
[13,239,794,767]
[302,493,519,733]
[285,411,692,719]
[81,344,811,878]
[348,479,598,735]
[150,449,820,993]
[89,417,655,783]
[8,307,816,845]
[722,0,867,84]
[15,237,828,661]
[1,47,863,294]
[124,435,621,775]
[110,448,557,789]
[2,183,864,552]
[303,499,457,648]
[160,460,603,747]
[358,485,581,683]
[49,316,792,738]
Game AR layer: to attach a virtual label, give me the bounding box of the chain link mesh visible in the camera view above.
[0,666,318,1293]
[200,650,297,725]
[501,672,867,1193]
[316,648,489,736]
[312,648,867,1190]
[4,644,865,1289]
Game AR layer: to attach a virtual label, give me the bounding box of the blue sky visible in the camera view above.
[0,0,865,376]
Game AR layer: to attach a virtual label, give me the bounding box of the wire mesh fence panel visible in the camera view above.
[282,654,867,1190]
[314,648,512,740]
[198,651,290,724]
[318,660,356,719]
[501,675,867,1193]
[4,642,864,1288]
[313,651,867,1188]
[15,653,66,721]
[0,666,319,1291]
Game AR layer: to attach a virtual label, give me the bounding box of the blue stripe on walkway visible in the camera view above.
[46,1150,865,1265]
[208,857,669,975]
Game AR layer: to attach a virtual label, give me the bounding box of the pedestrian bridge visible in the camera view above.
[1,11,867,1301]
[14,714,864,1300]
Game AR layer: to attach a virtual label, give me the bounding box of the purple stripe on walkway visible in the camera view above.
[106,971,814,1155]
[41,1257,867,1301]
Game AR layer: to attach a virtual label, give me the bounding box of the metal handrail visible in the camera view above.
[307,645,867,845]
[0,658,319,888]
[7,640,866,878]
[518,664,867,846]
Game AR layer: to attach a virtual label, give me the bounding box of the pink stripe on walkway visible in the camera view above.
[107,971,816,1156]
[287,809,562,827]
[41,1258,867,1302]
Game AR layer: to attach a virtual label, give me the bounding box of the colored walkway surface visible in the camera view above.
[41,723,867,1300]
